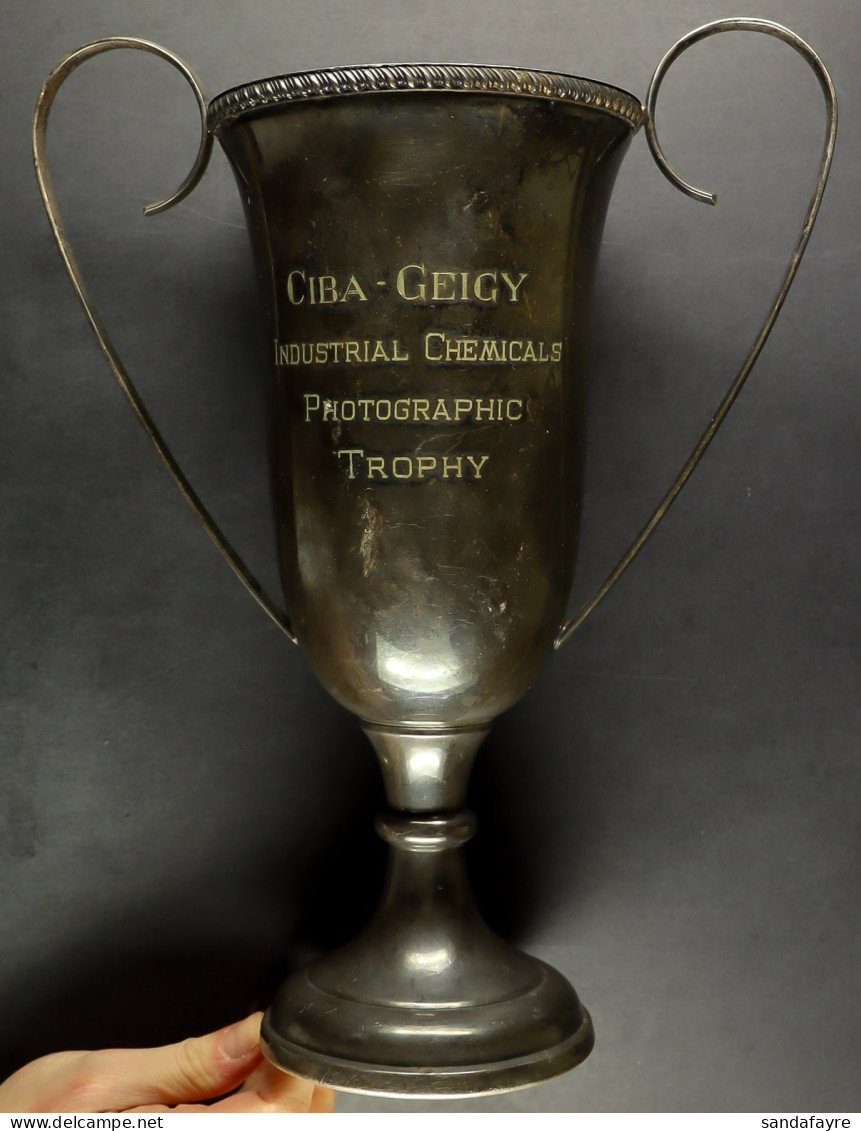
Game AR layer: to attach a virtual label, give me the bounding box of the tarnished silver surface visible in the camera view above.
[216,79,636,735]
[207,62,646,133]
[364,724,489,812]
[33,18,836,1098]
[262,811,594,1097]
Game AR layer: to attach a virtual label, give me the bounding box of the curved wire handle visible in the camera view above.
[556,17,837,647]
[33,37,297,642]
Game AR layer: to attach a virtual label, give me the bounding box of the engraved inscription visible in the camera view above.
[279,260,558,483]
[275,338,410,366]
[304,395,524,424]
[395,264,529,305]
[424,333,562,365]
[282,263,531,309]
[337,450,490,481]
[286,270,368,305]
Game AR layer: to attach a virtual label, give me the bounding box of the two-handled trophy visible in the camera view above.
[34,17,835,1098]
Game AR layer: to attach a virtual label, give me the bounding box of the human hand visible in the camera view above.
[0,1012,334,1113]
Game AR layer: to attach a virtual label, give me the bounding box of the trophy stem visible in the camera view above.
[262,795,594,1097]
[363,722,490,812]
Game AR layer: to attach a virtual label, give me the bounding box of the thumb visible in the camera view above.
[79,1012,264,1110]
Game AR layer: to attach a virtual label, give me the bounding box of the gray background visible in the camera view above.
[1,0,858,1114]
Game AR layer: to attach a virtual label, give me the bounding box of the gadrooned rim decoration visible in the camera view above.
[207,63,645,134]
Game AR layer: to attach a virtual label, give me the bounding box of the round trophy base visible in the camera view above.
[261,963,593,1098]
[261,810,594,1098]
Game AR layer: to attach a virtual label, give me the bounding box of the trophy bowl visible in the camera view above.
[33,18,835,1098]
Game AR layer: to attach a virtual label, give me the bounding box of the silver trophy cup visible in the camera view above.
[34,17,835,1097]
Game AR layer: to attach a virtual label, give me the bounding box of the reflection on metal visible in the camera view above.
[34,18,835,1098]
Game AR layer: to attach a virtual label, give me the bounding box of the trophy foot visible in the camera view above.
[262,809,594,1097]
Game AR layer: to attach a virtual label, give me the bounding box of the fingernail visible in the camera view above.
[221,1012,263,1060]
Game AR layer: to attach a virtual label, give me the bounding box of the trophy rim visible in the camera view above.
[207,62,644,134]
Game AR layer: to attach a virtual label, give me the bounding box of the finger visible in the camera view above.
[123,1075,334,1115]
[128,1099,314,1114]
[310,1084,336,1112]
[84,1012,264,1110]
[134,1071,318,1114]
[208,1083,322,1114]
[121,1012,264,1107]
[240,1060,334,1111]
[239,1061,319,1111]
[0,1051,88,1113]
[125,1104,208,1113]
